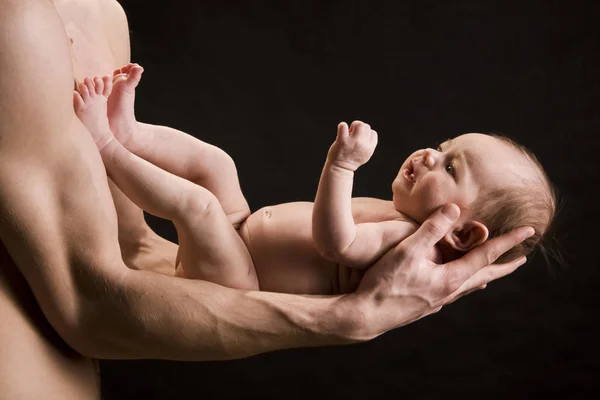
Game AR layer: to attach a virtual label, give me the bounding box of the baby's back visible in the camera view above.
[239,198,417,294]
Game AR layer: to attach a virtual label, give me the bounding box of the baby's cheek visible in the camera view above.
[422,178,448,207]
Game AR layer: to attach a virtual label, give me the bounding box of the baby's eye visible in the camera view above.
[436,144,443,152]
[445,163,456,177]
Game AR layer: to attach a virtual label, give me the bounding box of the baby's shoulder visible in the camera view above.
[351,197,418,224]
[387,215,420,244]
[351,197,405,223]
[391,215,420,232]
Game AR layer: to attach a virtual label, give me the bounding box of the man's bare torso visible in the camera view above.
[0,1,129,398]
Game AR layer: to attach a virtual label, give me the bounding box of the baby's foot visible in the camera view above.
[73,76,114,150]
[107,63,144,147]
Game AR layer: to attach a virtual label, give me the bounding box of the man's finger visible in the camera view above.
[444,226,534,285]
[449,255,526,301]
[402,203,460,251]
[446,284,486,305]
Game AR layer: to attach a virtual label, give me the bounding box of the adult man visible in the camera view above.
[0,1,531,398]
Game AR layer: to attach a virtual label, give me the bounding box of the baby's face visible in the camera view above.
[392,133,531,223]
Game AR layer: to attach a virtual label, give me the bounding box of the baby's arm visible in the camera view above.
[313,122,413,268]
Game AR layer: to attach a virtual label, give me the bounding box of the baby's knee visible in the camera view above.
[180,186,221,217]
[214,149,241,182]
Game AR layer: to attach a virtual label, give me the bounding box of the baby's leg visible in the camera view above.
[74,77,259,290]
[107,64,250,228]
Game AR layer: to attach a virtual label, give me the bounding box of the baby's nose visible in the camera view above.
[422,148,437,168]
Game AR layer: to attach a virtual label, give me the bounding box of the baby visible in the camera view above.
[73,64,556,294]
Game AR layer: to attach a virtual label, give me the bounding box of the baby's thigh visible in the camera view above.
[173,202,259,291]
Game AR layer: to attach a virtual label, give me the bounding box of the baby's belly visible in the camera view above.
[239,202,362,295]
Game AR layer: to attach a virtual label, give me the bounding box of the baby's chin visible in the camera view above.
[392,198,424,224]
[393,201,463,263]
[394,195,458,226]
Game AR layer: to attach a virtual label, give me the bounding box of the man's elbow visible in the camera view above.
[58,317,120,359]
[52,263,133,359]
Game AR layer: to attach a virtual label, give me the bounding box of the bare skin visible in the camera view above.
[0,1,533,399]
[0,0,131,397]
[73,70,417,294]
[74,73,259,290]
[76,66,534,296]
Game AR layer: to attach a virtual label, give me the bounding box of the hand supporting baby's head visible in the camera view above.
[392,133,556,264]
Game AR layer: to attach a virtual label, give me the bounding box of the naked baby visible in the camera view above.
[73,64,556,295]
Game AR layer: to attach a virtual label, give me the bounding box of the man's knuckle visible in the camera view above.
[486,248,501,264]
[425,221,446,239]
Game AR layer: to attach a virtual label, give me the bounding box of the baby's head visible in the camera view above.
[392,133,556,263]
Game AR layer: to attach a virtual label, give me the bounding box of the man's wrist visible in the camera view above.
[325,293,377,342]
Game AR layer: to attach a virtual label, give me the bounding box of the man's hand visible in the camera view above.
[352,203,533,338]
[327,121,378,172]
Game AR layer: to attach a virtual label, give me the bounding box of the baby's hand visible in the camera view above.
[327,121,378,171]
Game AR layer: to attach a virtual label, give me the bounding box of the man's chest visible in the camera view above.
[54,0,121,82]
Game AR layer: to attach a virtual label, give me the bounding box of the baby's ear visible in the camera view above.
[443,220,489,252]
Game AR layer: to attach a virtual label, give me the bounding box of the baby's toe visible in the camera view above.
[93,77,104,95]
[102,75,113,97]
[73,91,84,110]
[78,81,90,100]
[84,77,95,97]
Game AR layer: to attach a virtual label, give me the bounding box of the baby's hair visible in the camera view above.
[469,134,558,264]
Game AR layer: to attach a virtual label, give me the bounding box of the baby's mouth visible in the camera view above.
[402,162,416,184]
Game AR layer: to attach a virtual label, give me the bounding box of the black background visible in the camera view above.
[101,1,599,398]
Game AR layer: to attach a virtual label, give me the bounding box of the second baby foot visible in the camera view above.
[73,76,114,150]
[107,63,144,146]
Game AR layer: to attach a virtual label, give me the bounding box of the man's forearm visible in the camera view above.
[76,265,367,360]
[312,160,358,260]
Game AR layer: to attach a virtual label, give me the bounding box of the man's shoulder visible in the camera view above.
[0,0,77,161]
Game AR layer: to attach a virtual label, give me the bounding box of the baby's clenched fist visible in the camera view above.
[327,121,378,171]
